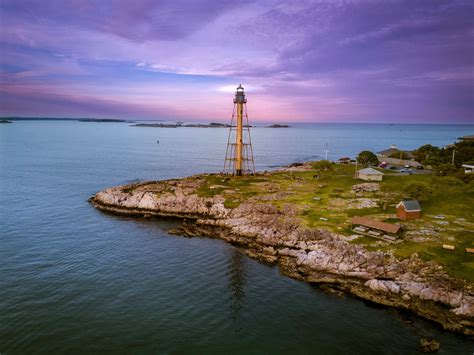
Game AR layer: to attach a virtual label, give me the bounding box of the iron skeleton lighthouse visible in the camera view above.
[223,85,255,176]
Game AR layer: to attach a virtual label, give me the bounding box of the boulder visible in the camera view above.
[351,183,380,193]
[418,338,440,353]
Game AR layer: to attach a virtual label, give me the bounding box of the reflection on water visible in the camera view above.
[228,249,246,333]
[1,121,473,353]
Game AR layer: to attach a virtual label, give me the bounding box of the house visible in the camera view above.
[462,164,474,174]
[338,157,351,164]
[396,200,422,220]
[351,216,402,243]
[377,145,413,159]
[355,167,384,181]
[377,145,401,157]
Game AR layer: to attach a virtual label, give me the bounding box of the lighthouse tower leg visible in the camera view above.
[223,85,255,176]
[235,101,243,176]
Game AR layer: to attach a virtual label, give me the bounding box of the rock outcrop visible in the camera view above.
[89,178,474,335]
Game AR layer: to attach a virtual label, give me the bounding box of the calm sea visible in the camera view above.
[1,121,473,354]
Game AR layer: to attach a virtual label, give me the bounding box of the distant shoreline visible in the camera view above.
[132,122,231,128]
[0,116,474,128]
[131,122,292,128]
[1,117,132,122]
[1,117,473,126]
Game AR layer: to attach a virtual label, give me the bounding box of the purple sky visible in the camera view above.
[1,0,473,123]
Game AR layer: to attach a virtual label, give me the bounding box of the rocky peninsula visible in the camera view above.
[89,162,474,335]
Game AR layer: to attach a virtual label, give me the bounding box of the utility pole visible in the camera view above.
[452,149,456,165]
[325,143,328,161]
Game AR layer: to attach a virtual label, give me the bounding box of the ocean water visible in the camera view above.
[1,121,473,354]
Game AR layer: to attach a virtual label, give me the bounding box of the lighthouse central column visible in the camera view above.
[236,102,243,176]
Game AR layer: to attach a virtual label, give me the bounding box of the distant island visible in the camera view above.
[0,117,130,122]
[0,119,13,124]
[267,124,290,128]
[132,122,292,128]
[78,118,128,123]
[132,122,231,128]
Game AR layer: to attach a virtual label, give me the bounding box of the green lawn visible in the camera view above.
[194,163,474,281]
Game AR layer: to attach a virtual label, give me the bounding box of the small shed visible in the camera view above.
[396,200,422,220]
[462,164,474,174]
[355,167,384,181]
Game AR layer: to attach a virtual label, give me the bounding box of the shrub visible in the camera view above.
[403,182,432,202]
[356,151,379,166]
[312,160,333,171]
[435,163,457,176]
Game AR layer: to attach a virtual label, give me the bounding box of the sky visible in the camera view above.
[0,0,473,123]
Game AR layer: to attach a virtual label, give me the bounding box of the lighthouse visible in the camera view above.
[223,85,255,176]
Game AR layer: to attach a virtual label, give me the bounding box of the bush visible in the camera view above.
[357,151,379,166]
[457,171,474,184]
[435,163,457,176]
[312,160,333,171]
[403,182,432,202]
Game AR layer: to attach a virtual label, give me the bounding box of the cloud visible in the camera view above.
[0,0,473,123]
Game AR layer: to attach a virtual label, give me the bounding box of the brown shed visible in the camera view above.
[396,200,422,220]
[351,216,402,235]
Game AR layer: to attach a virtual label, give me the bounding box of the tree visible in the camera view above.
[412,141,474,168]
[446,140,474,167]
[403,183,432,202]
[357,151,379,166]
[412,144,441,165]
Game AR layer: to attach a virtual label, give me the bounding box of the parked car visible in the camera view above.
[416,165,424,170]
[404,164,410,168]
[389,166,398,170]
[400,168,413,174]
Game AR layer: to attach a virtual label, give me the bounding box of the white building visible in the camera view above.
[462,164,474,174]
[355,167,384,181]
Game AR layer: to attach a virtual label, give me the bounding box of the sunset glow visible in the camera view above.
[1,1,473,123]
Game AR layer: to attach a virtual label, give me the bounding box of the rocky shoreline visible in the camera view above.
[89,174,474,336]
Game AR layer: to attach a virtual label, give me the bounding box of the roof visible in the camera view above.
[397,200,422,212]
[462,164,474,169]
[357,167,384,175]
[352,216,401,234]
[377,147,400,156]
[377,147,413,158]
[338,157,351,161]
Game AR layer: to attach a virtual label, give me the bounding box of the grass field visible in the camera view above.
[196,163,474,282]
